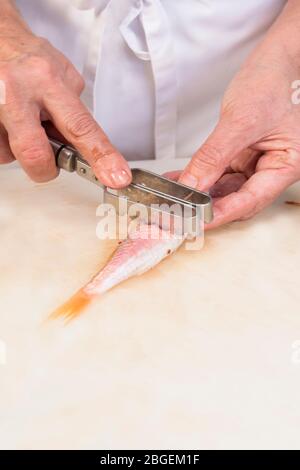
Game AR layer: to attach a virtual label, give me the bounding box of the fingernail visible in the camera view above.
[180,173,198,188]
[109,169,131,186]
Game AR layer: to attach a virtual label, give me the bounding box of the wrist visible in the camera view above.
[264,0,300,67]
[0,0,32,36]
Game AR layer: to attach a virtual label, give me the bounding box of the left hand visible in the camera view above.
[178,2,300,229]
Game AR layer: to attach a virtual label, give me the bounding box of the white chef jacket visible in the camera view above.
[16,0,286,161]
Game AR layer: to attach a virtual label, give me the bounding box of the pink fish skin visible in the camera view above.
[84,223,185,296]
[51,223,185,320]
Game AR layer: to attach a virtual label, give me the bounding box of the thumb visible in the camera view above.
[179,116,250,191]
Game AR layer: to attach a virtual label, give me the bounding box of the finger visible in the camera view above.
[4,107,58,182]
[206,152,297,230]
[163,169,247,199]
[209,173,247,198]
[230,148,261,178]
[162,170,182,181]
[0,125,15,164]
[179,116,253,191]
[42,120,69,144]
[164,169,247,198]
[43,86,131,188]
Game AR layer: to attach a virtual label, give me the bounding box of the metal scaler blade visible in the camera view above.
[49,138,213,236]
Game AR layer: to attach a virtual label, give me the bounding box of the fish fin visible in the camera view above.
[49,289,92,322]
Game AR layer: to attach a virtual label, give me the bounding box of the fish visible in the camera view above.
[51,223,185,321]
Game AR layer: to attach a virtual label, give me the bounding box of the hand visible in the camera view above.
[0,5,131,187]
[179,1,300,228]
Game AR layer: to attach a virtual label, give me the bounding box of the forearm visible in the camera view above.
[260,0,300,64]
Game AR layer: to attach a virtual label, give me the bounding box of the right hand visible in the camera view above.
[0,15,132,187]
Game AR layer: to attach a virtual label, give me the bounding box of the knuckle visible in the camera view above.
[73,73,85,93]
[91,144,116,164]
[257,151,297,173]
[194,143,223,170]
[276,154,298,171]
[63,63,85,93]
[16,142,48,166]
[66,111,98,138]
[78,74,85,87]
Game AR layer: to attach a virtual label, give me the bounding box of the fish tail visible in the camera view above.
[49,289,92,322]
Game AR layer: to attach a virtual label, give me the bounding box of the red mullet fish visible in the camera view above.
[51,223,185,320]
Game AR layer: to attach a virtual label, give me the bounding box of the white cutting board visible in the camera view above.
[0,162,300,450]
